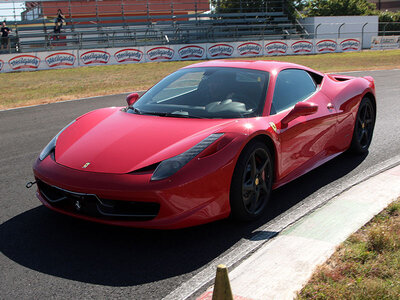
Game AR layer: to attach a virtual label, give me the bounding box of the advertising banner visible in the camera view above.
[176,44,207,61]
[289,39,315,55]
[338,38,361,52]
[264,40,290,56]
[8,54,41,71]
[145,46,176,62]
[370,36,400,50]
[112,47,145,64]
[206,43,235,59]
[44,51,78,69]
[0,50,79,72]
[79,49,111,66]
[235,41,263,57]
[0,37,365,73]
[315,39,338,53]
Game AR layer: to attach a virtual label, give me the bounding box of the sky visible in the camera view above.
[0,1,25,21]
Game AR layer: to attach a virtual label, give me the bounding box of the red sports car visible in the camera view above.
[32,60,376,229]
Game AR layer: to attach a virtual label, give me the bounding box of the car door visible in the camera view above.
[271,69,338,181]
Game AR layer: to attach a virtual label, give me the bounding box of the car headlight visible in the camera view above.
[39,120,76,161]
[151,133,224,181]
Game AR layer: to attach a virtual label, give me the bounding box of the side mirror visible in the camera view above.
[281,102,318,128]
[126,93,139,107]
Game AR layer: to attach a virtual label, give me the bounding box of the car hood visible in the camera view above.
[55,108,237,174]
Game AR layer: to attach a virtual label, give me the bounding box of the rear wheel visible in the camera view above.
[230,142,273,221]
[350,97,375,154]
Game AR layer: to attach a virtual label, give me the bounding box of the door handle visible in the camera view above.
[327,103,334,110]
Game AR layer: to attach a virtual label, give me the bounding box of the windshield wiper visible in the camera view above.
[140,111,205,119]
[126,107,142,114]
[164,112,205,119]
[131,107,142,114]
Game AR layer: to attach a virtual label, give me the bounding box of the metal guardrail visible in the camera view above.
[311,21,400,38]
[380,22,400,36]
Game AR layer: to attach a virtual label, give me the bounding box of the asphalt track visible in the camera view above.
[0,69,399,299]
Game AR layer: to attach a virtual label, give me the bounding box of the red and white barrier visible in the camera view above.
[0,37,362,73]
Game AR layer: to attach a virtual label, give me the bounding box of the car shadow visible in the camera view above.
[0,151,367,287]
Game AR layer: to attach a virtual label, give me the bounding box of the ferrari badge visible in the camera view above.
[82,162,91,168]
[269,122,277,133]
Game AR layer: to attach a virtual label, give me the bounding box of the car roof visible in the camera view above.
[183,60,324,76]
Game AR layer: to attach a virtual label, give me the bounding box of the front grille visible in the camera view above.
[37,180,160,221]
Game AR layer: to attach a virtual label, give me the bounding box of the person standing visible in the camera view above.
[1,21,11,52]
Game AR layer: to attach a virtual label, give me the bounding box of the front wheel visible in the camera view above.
[349,97,376,154]
[230,142,273,221]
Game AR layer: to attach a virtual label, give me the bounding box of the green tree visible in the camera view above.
[303,0,377,16]
[379,10,400,34]
[211,0,280,14]
[210,0,304,19]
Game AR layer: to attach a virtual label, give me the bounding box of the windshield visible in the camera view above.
[128,67,270,119]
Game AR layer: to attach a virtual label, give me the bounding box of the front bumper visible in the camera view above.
[33,139,242,229]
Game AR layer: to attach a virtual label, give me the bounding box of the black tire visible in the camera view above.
[230,141,273,221]
[349,97,376,154]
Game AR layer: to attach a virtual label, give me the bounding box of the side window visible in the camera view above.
[271,69,316,114]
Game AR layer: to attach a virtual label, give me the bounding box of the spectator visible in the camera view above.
[1,21,11,52]
[54,9,65,39]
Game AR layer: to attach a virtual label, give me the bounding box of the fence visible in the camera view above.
[308,22,400,38]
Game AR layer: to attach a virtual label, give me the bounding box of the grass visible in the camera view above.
[1,49,400,110]
[296,198,400,300]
